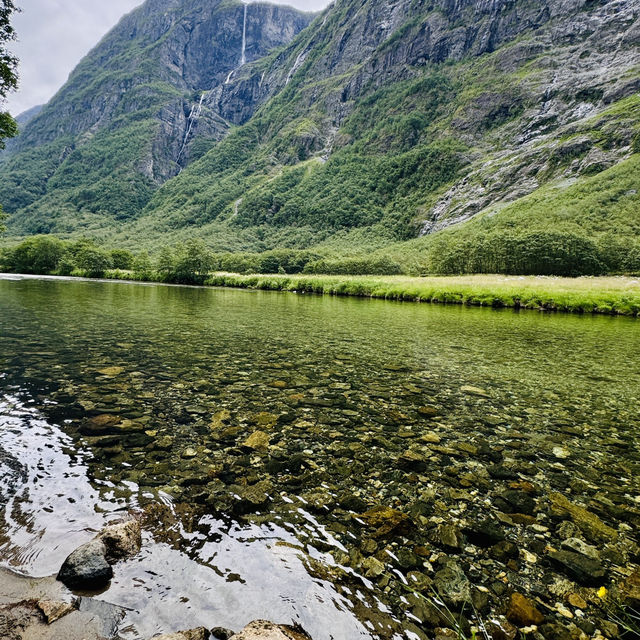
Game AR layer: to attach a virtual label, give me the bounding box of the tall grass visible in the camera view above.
[201,273,640,316]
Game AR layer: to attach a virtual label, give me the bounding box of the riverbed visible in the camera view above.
[1,275,639,639]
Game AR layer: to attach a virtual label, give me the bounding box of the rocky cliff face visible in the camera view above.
[210,0,639,231]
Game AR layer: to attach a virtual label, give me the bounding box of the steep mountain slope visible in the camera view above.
[0,0,314,233]
[123,0,639,255]
[1,0,639,267]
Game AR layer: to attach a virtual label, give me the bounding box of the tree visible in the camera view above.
[173,239,213,284]
[156,246,176,277]
[0,1,19,235]
[0,0,19,148]
[110,248,134,270]
[132,251,153,279]
[75,246,113,277]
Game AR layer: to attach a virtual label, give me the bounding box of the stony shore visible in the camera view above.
[0,518,314,640]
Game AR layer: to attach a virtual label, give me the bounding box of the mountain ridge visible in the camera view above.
[0,0,316,225]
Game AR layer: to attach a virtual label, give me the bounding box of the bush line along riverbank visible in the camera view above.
[2,237,639,315]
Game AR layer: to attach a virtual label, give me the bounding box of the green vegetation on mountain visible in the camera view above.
[1,0,639,277]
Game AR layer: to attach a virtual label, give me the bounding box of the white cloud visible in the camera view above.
[4,0,331,116]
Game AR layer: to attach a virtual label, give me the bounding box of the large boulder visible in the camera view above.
[57,539,113,590]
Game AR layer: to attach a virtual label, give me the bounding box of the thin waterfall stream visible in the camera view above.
[225,2,249,84]
[176,91,208,164]
[178,3,249,163]
[241,2,247,66]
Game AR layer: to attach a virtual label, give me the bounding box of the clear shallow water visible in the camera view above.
[0,275,639,639]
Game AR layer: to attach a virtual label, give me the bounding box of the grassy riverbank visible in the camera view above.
[201,273,640,315]
[95,271,638,316]
[4,270,640,315]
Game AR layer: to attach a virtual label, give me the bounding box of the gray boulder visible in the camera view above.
[57,539,113,590]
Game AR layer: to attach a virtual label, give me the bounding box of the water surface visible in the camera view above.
[0,276,639,639]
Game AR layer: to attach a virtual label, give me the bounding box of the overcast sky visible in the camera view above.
[4,0,330,116]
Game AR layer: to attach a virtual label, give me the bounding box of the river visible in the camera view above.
[0,275,639,639]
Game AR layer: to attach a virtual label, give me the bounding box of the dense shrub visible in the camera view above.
[133,251,153,279]
[2,236,66,273]
[214,252,260,274]
[207,249,319,275]
[75,246,113,277]
[428,231,604,276]
[110,248,135,270]
[155,240,214,284]
[596,234,640,273]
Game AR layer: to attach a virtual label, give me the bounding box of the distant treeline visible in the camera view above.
[1,232,638,281]
[0,237,405,282]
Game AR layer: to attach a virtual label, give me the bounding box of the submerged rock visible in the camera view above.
[620,569,640,608]
[547,549,607,586]
[433,562,471,609]
[232,481,272,515]
[243,430,271,451]
[433,524,464,551]
[506,593,545,627]
[463,519,505,547]
[76,596,126,637]
[57,539,113,590]
[357,506,412,538]
[548,492,618,543]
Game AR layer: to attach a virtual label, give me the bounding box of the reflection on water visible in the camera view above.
[1,275,639,639]
[0,394,124,575]
[0,393,380,640]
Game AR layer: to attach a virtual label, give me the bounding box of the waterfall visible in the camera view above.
[177,91,208,164]
[241,3,248,66]
[225,3,249,85]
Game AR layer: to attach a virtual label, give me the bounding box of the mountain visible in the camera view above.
[0,0,315,231]
[1,0,639,272]
[14,105,43,129]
